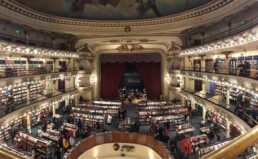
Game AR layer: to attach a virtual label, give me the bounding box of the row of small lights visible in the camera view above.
[46,74,77,81]
[0,43,79,58]
[179,29,258,56]
[180,74,258,97]
[180,93,245,134]
[0,92,79,130]
[0,74,77,90]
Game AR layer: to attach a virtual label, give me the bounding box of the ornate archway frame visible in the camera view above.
[92,49,168,100]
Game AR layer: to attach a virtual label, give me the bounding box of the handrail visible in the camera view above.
[181,67,258,80]
[64,132,171,159]
[182,89,258,127]
[201,125,258,159]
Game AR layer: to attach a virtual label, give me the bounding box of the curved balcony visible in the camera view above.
[202,125,258,159]
[78,83,92,90]
[0,87,77,118]
[0,67,77,80]
[64,132,171,159]
[181,67,258,80]
[181,88,257,128]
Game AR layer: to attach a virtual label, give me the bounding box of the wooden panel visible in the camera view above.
[146,135,154,148]
[95,133,104,145]
[120,132,129,143]
[129,133,138,143]
[104,133,113,143]
[137,134,147,145]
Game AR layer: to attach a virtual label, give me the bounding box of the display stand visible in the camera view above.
[197,139,232,158]
[18,131,52,159]
[137,101,186,128]
[189,134,209,146]
[176,124,194,140]
[42,129,59,143]
[62,123,77,137]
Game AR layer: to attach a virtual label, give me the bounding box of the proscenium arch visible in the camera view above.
[92,49,169,100]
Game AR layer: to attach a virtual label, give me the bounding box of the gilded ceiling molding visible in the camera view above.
[0,0,255,34]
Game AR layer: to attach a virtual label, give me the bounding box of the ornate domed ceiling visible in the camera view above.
[14,0,213,20]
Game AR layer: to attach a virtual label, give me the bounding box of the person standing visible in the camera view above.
[55,144,61,159]
[170,138,177,154]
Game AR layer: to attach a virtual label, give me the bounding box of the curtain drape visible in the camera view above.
[134,62,161,99]
[101,62,126,100]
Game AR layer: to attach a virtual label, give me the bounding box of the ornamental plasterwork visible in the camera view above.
[237,78,245,87]
[180,24,258,56]
[0,0,255,34]
[1,0,231,27]
[0,40,79,58]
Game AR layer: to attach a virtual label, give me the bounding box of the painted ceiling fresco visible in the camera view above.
[14,0,213,20]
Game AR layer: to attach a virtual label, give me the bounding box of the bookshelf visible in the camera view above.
[137,102,186,128]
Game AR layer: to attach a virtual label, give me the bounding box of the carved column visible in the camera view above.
[52,102,57,117]
[222,51,233,73]
[202,81,206,95]
[225,120,231,138]
[202,106,207,120]
[226,86,230,108]
[22,55,34,72]
[191,100,196,110]
[27,114,31,133]
[199,54,206,72]
[52,57,58,72]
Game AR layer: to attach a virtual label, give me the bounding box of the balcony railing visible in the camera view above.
[181,67,258,80]
[202,125,258,159]
[78,83,91,88]
[182,88,258,128]
[0,67,77,79]
[0,87,77,117]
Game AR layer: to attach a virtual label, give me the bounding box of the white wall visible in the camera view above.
[78,143,162,159]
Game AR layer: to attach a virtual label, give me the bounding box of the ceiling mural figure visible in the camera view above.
[14,0,213,20]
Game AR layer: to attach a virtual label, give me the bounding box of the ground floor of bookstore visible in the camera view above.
[3,102,252,159]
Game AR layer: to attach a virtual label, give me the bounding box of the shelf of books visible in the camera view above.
[71,112,105,130]
[198,139,232,158]
[137,101,186,128]
[13,86,28,105]
[18,131,52,159]
[0,117,23,141]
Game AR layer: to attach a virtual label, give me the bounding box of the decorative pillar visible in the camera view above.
[226,86,230,108]
[52,103,56,117]
[199,55,206,72]
[52,58,58,72]
[181,96,185,106]
[202,81,206,95]
[22,56,33,72]
[191,100,196,110]
[202,106,207,120]
[27,114,31,133]
[225,120,230,138]
[222,51,233,73]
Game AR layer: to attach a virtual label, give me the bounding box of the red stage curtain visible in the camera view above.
[101,62,126,100]
[134,62,161,99]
